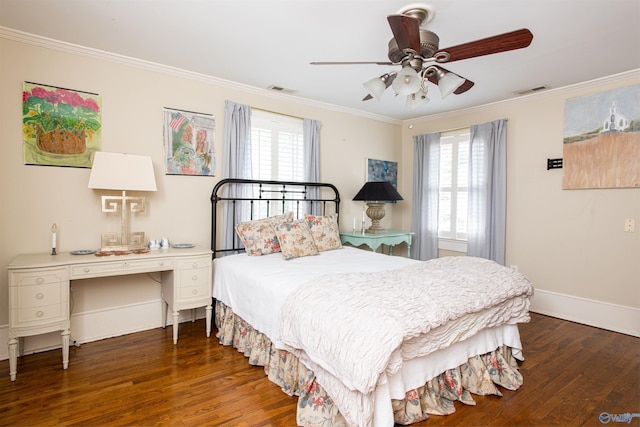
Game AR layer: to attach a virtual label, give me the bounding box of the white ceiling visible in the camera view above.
[1,0,639,121]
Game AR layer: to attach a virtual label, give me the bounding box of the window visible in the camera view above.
[438,129,469,251]
[250,109,304,181]
[249,109,305,216]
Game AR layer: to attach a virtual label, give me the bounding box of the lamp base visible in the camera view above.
[100,231,146,252]
[366,202,387,234]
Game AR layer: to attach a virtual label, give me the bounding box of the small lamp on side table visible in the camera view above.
[88,152,157,252]
[353,181,403,234]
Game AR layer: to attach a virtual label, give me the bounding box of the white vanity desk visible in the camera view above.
[7,245,212,381]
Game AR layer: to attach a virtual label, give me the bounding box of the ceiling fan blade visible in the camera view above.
[435,28,533,62]
[362,73,397,101]
[310,61,394,65]
[424,65,474,94]
[453,78,475,94]
[387,14,422,54]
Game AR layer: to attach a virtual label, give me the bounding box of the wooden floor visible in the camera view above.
[1,313,638,426]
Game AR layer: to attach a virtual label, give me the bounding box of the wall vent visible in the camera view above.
[514,85,550,96]
[268,85,297,94]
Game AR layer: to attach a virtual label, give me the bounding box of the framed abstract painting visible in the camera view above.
[367,158,398,187]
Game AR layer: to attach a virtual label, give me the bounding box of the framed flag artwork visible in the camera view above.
[163,107,215,176]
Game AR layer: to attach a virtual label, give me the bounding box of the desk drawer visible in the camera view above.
[175,257,210,270]
[10,268,67,287]
[15,282,65,308]
[178,281,209,300]
[70,257,174,279]
[178,266,210,301]
[12,303,65,324]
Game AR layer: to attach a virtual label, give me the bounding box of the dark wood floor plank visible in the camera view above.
[0,313,638,426]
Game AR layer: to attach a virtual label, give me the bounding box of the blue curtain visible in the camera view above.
[468,119,507,264]
[221,101,252,251]
[303,118,321,215]
[411,132,440,260]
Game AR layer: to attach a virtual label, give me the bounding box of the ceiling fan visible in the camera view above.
[311,3,533,107]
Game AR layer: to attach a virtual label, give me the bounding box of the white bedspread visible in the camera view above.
[213,247,416,344]
[276,256,533,427]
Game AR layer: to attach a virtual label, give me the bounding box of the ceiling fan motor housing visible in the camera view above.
[387,29,440,63]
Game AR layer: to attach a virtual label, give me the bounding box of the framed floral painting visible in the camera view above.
[22,82,102,168]
[163,107,216,176]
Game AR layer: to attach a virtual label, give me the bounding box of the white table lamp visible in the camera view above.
[88,152,157,252]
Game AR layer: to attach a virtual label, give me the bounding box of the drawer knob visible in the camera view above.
[192,263,198,268]
[158,262,165,266]
[191,289,198,295]
[36,277,44,284]
[191,275,198,281]
[84,268,90,273]
[36,310,44,318]
[36,292,44,300]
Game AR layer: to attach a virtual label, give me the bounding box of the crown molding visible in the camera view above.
[404,68,640,125]
[0,26,401,125]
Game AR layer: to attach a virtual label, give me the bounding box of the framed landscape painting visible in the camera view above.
[22,82,102,168]
[163,107,216,176]
[563,84,640,189]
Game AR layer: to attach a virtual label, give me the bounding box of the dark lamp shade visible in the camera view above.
[352,181,403,202]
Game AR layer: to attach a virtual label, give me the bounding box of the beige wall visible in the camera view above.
[1,29,638,339]
[0,33,402,325]
[399,71,640,309]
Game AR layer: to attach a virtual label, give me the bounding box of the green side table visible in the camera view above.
[340,230,414,257]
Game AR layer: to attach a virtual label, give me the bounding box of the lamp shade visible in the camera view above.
[406,90,430,108]
[438,71,465,99]
[362,76,387,101]
[391,66,421,96]
[353,181,403,202]
[88,152,157,191]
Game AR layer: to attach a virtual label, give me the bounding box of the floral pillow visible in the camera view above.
[304,213,342,252]
[234,212,293,256]
[273,220,319,260]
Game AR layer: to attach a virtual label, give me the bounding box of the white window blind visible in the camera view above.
[438,129,470,249]
[249,109,305,217]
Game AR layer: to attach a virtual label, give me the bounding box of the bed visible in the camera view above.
[211,178,533,427]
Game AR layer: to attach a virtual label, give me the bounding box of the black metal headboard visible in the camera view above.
[210,178,340,258]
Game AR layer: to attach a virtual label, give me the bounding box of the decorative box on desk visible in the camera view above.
[340,230,414,257]
[6,245,212,381]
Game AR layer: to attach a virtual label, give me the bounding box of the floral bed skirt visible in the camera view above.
[215,300,523,426]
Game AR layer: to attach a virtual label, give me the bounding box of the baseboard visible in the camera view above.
[530,289,640,337]
[0,299,209,361]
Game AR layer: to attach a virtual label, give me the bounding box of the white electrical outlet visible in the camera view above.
[624,219,635,233]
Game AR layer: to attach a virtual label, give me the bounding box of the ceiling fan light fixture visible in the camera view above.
[438,71,465,99]
[363,75,388,101]
[392,66,421,96]
[406,89,430,108]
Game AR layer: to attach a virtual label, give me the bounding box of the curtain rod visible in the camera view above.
[410,119,508,134]
[252,106,305,121]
